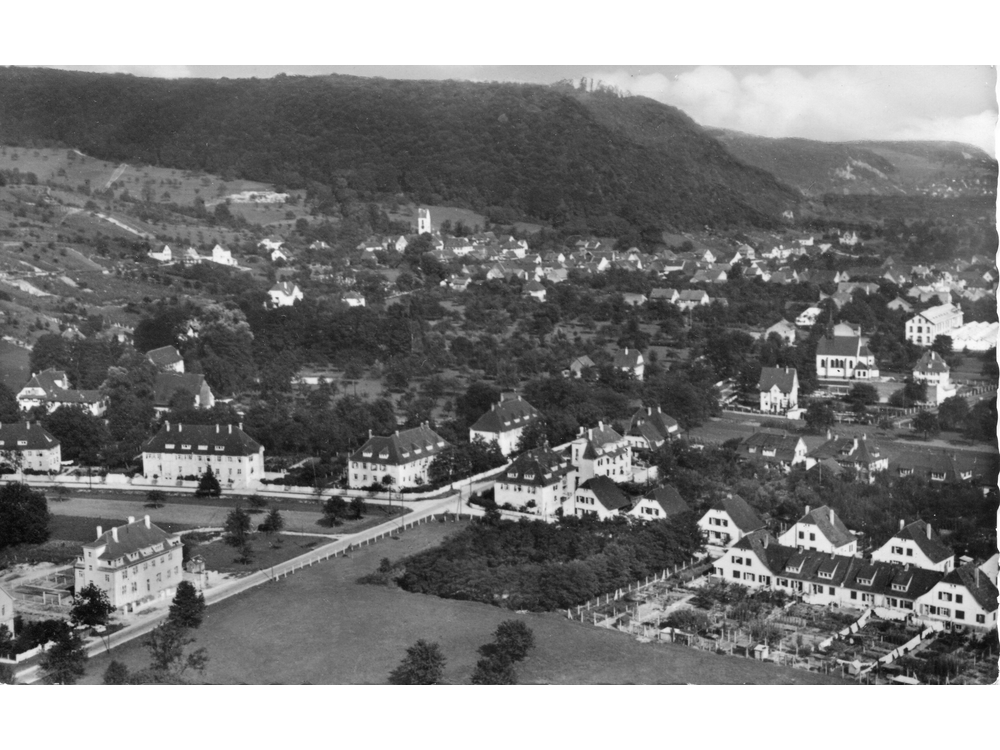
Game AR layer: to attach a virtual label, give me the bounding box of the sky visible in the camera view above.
[48,65,998,156]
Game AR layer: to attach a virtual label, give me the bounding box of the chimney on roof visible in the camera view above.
[369,429,372,439]
[805,504,810,515]
[239,422,243,431]
[178,424,182,432]
[830,508,834,524]
[975,567,981,587]
[229,424,232,434]
[96,525,102,538]
[926,522,932,540]
[763,536,769,548]
[165,421,170,432]
[216,424,219,433]
[128,516,135,524]
[111,527,118,543]
[900,518,905,531]
[144,515,150,529]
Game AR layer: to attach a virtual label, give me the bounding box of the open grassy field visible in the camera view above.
[77,521,845,685]
[190,532,332,574]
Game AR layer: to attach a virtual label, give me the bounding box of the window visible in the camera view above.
[732,556,743,565]
[732,570,740,579]
[850,591,857,600]
[809,533,816,541]
[798,531,804,539]
[955,594,963,604]
[976,614,986,624]
[181,444,191,450]
[829,587,835,595]
[891,546,903,555]
[955,610,965,620]
[744,573,755,583]
[938,592,953,602]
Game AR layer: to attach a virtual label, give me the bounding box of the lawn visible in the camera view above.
[78,521,845,685]
[188,532,332,575]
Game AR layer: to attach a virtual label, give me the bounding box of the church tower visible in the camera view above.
[417,208,431,235]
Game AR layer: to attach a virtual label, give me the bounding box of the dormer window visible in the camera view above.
[748,447,757,453]
[786,562,803,574]
[858,577,873,586]
[378,451,389,460]
[215,445,225,451]
[891,583,908,592]
[524,473,535,481]
[436,441,445,447]
[165,443,175,449]
[363,450,373,458]
[198,445,208,451]
[818,570,834,580]
[181,444,191,450]
[17,440,27,446]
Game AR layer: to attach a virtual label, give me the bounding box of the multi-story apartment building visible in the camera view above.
[141,422,264,489]
[348,423,450,489]
[0,421,62,473]
[905,303,963,346]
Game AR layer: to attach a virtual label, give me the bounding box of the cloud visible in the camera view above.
[588,66,998,156]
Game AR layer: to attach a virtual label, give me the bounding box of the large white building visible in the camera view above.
[74,516,183,612]
[911,351,956,406]
[141,422,264,489]
[905,303,963,346]
[348,423,450,490]
[0,421,62,474]
[493,445,571,520]
[469,394,540,457]
[815,335,878,380]
[16,369,107,416]
[757,366,798,413]
[778,505,858,555]
[566,422,632,491]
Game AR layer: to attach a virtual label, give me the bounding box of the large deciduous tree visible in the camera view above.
[70,582,116,627]
[0,482,50,549]
[38,629,87,685]
[388,640,446,685]
[223,506,252,547]
[168,581,206,630]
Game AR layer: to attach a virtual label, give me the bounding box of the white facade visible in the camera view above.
[698,508,741,547]
[148,245,172,262]
[141,423,264,489]
[210,244,237,267]
[268,283,303,307]
[918,572,997,631]
[905,304,963,346]
[795,307,822,327]
[417,208,432,234]
[74,516,183,612]
[871,521,954,573]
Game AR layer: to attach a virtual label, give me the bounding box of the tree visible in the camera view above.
[261,508,284,535]
[0,382,19,422]
[248,494,268,511]
[70,582,116,627]
[195,467,221,497]
[103,660,130,685]
[912,410,940,440]
[0,623,13,659]
[470,655,518,684]
[146,489,167,508]
[490,620,536,662]
[388,639,446,685]
[145,621,209,678]
[38,629,87,684]
[804,400,835,434]
[350,496,365,520]
[0,664,15,685]
[931,335,953,358]
[323,496,348,526]
[937,395,970,431]
[845,383,878,411]
[168,581,206,630]
[223,506,252,547]
[40,406,109,464]
[0,482,50,550]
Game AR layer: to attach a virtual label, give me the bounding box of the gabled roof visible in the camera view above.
[501,445,571,487]
[710,494,765,533]
[569,355,595,371]
[612,348,643,368]
[914,350,949,375]
[643,485,689,517]
[578,476,631,511]
[892,520,954,564]
[911,303,961,325]
[578,423,627,460]
[757,366,797,394]
[83,517,180,562]
[350,423,449,466]
[146,345,183,368]
[794,505,856,549]
[942,563,1000,611]
[738,431,803,465]
[626,405,678,444]
[0,421,60,451]
[470,395,540,434]
[153,372,209,408]
[143,422,262,456]
[815,335,871,358]
[810,435,884,466]
[269,281,299,296]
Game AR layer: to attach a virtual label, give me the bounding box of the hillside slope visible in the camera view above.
[709,128,997,198]
[0,67,799,232]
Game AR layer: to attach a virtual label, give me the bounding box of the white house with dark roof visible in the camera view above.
[494,445,571,519]
[612,348,644,380]
[152,372,215,415]
[698,493,766,548]
[912,350,956,405]
[809,433,887,482]
[259,236,285,252]
[141,422,264,489]
[677,290,710,310]
[469,394,540,457]
[209,244,237,267]
[148,244,172,263]
[917,562,998,632]
[342,292,366,307]
[765,319,797,344]
[146,345,185,373]
[628,485,689,522]
[872,519,955,573]
[348,423,450,489]
[566,422,632,490]
[571,475,631,520]
[268,281,303,307]
[623,406,679,451]
[757,366,798,413]
[16,369,107,416]
[0,421,62,473]
[523,280,547,302]
[815,334,878,380]
[736,431,807,471]
[566,355,596,379]
[778,505,857,555]
[74,515,183,612]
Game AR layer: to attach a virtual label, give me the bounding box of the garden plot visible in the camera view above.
[894,629,999,685]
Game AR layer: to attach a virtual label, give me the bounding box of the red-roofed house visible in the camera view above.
[74,515,183,612]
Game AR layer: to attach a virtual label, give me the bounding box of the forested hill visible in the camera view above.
[709,128,998,198]
[0,67,799,233]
